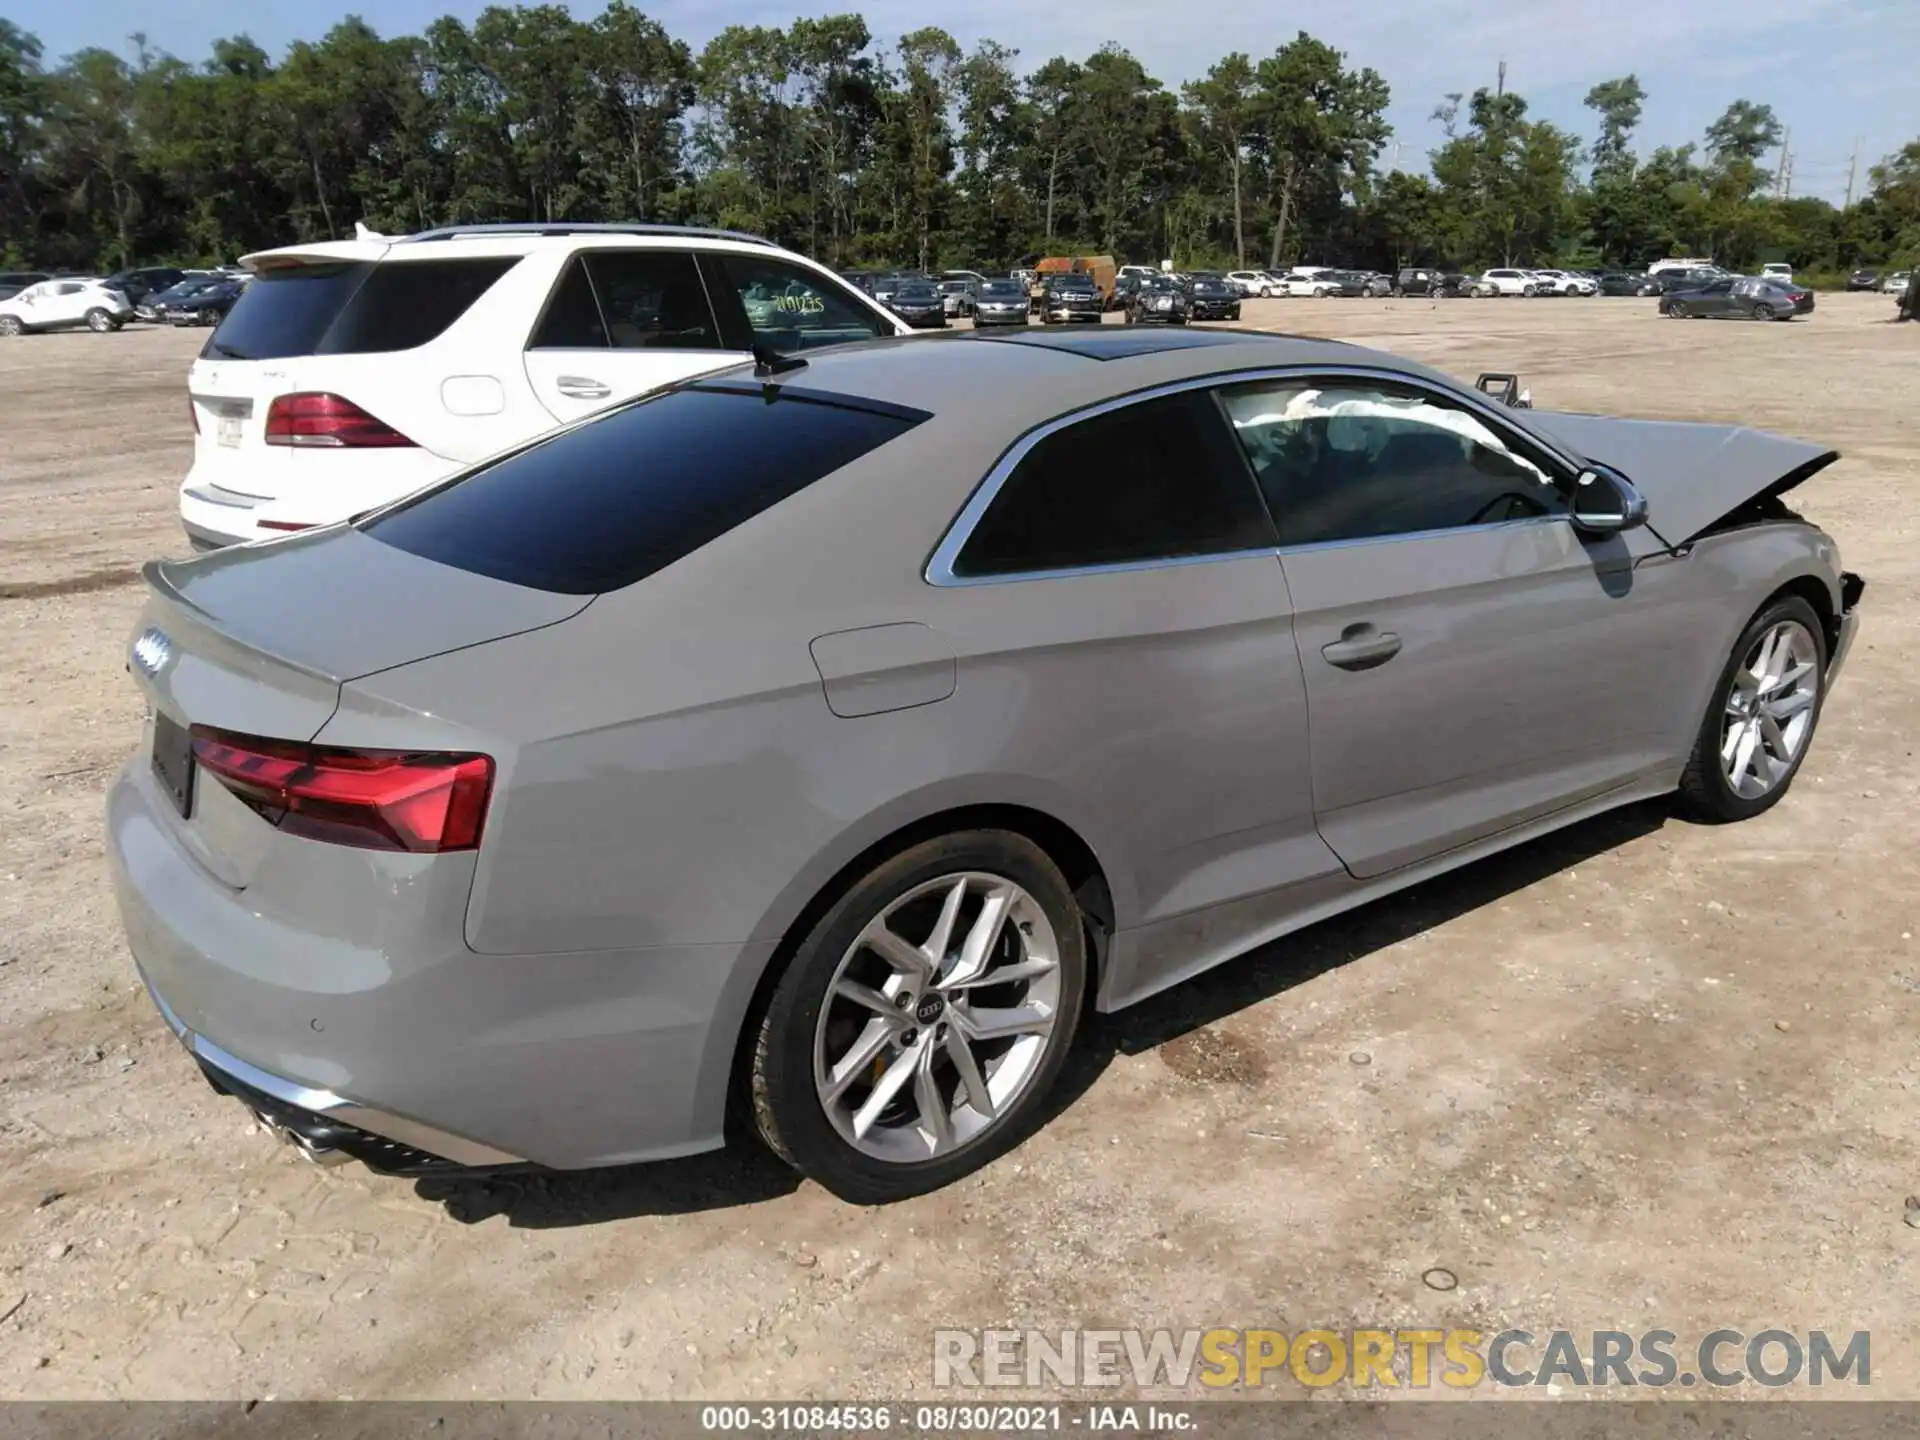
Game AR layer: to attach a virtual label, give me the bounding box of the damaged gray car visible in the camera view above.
[108,326,1862,1203]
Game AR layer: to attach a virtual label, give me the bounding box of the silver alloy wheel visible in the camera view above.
[813,871,1062,1163]
[87,309,111,332]
[1721,619,1820,799]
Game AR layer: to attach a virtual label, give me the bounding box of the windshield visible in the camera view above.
[895,284,936,299]
[981,282,1022,297]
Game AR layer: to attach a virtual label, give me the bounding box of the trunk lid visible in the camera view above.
[129,527,590,888]
[1525,411,1838,549]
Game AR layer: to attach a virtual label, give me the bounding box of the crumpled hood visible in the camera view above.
[1525,410,1838,549]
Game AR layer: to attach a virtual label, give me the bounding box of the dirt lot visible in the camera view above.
[2,294,1916,1402]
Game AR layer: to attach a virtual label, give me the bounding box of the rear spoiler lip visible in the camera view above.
[141,557,342,687]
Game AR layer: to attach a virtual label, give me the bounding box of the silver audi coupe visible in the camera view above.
[108,326,1863,1202]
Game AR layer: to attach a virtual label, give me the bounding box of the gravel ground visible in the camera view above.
[1,293,1916,1401]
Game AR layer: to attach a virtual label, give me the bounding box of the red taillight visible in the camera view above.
[264,392,416,449]
[189,727,493,853]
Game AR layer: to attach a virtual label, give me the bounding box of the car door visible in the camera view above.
[926,387,1340,1003]
[1695,279,1736,315]
[524,250,743,424]
[1214,371,1684,880]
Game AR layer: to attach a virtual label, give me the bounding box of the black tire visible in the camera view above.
[85,308,113,333]
[749,829,1088,1204]
[1669,303,1687,318]
[1752,303,1775,321]
[1674,594,1827,824]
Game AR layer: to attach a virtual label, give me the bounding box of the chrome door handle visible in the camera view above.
[556,375,611,399]
[1322,624,1402,671]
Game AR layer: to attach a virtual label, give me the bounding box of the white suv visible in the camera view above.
[178,224,912,549]
[1527,269,1597,296]
[0,277,133,335]
[1474,268,1539,297]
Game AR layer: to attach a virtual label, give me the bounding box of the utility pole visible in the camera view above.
[1774,130,1792,200]
[1843,138,1860,209]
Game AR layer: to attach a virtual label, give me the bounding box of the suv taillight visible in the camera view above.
[264,392,416,448]
[190,727,493,853]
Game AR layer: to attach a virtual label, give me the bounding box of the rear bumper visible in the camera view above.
[107,758,773,1171]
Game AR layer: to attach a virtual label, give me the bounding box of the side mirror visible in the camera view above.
[1570,463,1649,535]
[1475,372,1531,408]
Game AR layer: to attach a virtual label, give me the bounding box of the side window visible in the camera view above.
[1217,378,1567,548]
[716,255,889,353]
[55,282,84,296]
[951,392,1274,579]
[586,251,721,350]
[529,258,607,348]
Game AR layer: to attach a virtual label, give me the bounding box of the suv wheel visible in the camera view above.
[750,831,1087,1203]
[0,315,22,337]
[85,308,114,333]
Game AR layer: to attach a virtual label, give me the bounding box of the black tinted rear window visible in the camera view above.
[206,257,516,360]
[363,384,928,594]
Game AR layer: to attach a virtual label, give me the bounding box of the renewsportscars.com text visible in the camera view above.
[932,1327,1870,1390]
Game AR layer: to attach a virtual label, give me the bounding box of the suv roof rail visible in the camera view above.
[398,222,777,248]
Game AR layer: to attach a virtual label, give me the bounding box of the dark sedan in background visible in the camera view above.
[1184,274,1243,321]
[1598,271,1661,297]
[150,276,246,326]
[1040,276,1103,324]
[887,280,949,329]
[972,279,1030,327]
[1124,275,1189,325]
[1845,268,1881,291]
[1660,276,1814,320]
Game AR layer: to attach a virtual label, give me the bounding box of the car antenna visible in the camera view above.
[752,343,807,380]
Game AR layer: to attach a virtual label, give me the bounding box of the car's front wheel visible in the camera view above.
[0,315,22,337]
[1675,595,1827,824]
[750,830,1088,1203]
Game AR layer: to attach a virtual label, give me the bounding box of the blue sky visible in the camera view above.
[10,0,1916,204]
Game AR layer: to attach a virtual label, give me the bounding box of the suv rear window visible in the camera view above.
[362,382,928,594]
[206,257,517,360]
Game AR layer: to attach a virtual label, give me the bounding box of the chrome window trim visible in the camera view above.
[924,362,1585,587]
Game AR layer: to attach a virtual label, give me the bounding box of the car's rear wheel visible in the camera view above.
[1668,302,1687,318]
[85,307,114,333]
[0,315,22,337]
[1675,596,1827,824]
[750,830,1088,1203]
[1752,303,1776,321]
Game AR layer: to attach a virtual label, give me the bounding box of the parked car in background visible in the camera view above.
[885,279,949,329]
[0,276,133,335]
[1660,276,1814,320]
[136,276,226,322]
[1225,270,1276,297]
[1882,271,1912,294]
[1529,269,1597,296]
[1040,274,1103,324]
[0,270,51,301]
[972,279,1030,327]
[1279,269,1337,297]
[1598,271,1660,297]
[1474,268,1538,297]
[107,325,1863,1201]
[1124,274,1189,324]
[1647,257,1719,276]
[872,273,929,307]
[1116,264,1159,283]
[174,222,908,550]
[163,275,248,326]
[104,266,191,307]
[1760,263,1793,282]
[1394,267,1448,296]
[938,279,978,318]
[941,269,990,287]
[1185,274,1243,320]
[1845,268,1881,291]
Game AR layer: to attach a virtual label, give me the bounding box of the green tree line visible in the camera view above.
[2,8,1916,276]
